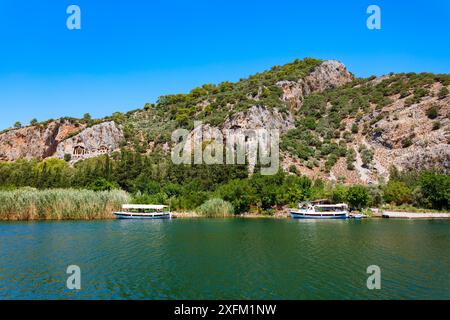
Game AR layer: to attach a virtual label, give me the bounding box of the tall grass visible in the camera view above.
[196,198,234,218]
[0,188,130,220]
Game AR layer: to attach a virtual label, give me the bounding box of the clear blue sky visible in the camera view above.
[0,0,449,129]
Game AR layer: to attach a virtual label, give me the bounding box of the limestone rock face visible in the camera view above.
[0,120,82,161]
[277,60,354,109]
[223,105,295,132]
[55,121,123,162]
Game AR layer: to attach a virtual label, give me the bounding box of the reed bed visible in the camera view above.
[0,188,130,220]
[195,198,234,218]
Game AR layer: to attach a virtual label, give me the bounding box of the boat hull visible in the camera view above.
[290,211,348,219]
[114,212,172,220]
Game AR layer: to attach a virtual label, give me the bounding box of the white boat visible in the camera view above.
[290,202,349,219]
[114,204,172,219]
[349,213,367,219]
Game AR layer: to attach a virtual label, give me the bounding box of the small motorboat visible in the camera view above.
[114,204,172,219]
[290,201,349,219]
[349,213,367,219]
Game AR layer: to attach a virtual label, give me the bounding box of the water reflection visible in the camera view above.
[0,219,448,299]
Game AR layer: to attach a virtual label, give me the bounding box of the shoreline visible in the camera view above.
[2,209,449,222]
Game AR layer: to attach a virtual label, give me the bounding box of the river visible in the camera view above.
[0,218,448,299]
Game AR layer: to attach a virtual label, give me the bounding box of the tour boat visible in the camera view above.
[114,204,172,219]
[290,201,349,219]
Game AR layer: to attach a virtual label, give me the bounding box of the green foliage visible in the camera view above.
[196,198,234,217]
[215,179,253,214]
[153,57,322,128]
[14,121,22,128]
[386,168,449,210]
[30,118,38,126]
[418,171,449,210]
[330,184,348,203]
[438,86,449,99]
[425,106,439,119]
[88,178,120,191]
[0,189,129,220]
[346,185,370,209]
[383,180,412,205]
[359,145,374,168]
[346,148,356,170]
[432,121,441,130]
[401,136,413,148]
[83,113,92,122]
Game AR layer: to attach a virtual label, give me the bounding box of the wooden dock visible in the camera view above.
[382,211,450,219]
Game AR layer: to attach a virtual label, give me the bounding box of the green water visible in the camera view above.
[0,218,448,299]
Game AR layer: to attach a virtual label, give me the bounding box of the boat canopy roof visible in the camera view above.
[122,204,168,210]
[299,202,348,208]
[314,203,348,208]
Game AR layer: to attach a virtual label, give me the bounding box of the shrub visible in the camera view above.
[330,184,348,203]
[432,121,441,130]
[346,185,370,209]
[419,171,449,210]
[438,87,449,99]
[196,198,234,217]
[425,106,439,119]
[401,137,413,148]
[346,148,356,170]
[383,180,412,205]
[359,145,374,168]
[88,178,120,191]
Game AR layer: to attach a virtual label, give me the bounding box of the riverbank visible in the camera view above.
[382,211,450,219]
[0,189,129,220]
[0,189,448,221]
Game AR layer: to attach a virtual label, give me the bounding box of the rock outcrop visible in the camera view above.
[0,120,83,161]
[223,105,295,132]
[1,58,448,184]
[55,121,123,161]
[277,60,353,109]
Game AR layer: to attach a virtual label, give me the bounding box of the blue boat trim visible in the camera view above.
[114,212,172,219]
[290,211,348,219]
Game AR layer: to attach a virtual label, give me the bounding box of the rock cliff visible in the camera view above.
[55,121,123,161]
[0,120,83,161]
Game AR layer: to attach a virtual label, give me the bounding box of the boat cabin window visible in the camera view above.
[124,207,164,213]
[315,206,346,212]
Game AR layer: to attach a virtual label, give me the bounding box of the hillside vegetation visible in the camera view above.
[0,58,449,217]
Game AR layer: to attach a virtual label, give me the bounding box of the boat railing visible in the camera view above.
[121,204,170,213]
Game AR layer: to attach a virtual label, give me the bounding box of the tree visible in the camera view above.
[30,118,38,126]
[347,186,370,209]
[83,113,92,122]
[383,180,412,205]
[14,121,22,129]
[216,179,253,214]
[419,171,449,210]
[331,184,348,203]
[88,178,120,191]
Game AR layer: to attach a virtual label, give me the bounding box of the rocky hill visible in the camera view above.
[0,58,448,184]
